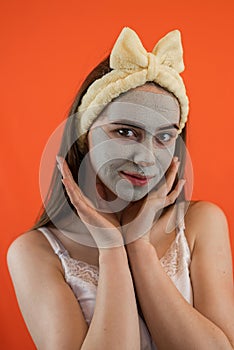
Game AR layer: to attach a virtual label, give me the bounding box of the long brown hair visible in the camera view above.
[29,55,187,231]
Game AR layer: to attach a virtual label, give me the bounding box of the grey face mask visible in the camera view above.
[86,90,180,202]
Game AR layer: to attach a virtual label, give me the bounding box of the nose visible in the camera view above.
[132,137,156,166]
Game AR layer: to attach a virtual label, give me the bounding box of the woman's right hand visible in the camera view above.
[56,156,124,249]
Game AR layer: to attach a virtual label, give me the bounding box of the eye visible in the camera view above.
[114,128,137,138]
[156,132,176,145]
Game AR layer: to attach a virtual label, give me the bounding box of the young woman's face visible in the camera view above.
[87,84,180,202]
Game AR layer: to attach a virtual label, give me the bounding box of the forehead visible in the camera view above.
[94,89,180,133]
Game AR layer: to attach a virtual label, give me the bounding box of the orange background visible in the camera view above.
[1,0,234,348]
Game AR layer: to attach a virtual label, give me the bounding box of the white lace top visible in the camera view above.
[37,206,193,350]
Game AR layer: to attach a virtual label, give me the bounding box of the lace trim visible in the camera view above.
[60,252,99,287]
[160,229,185,277]
[58,229,190,286]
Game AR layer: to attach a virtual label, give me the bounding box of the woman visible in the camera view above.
[7,27,234,349]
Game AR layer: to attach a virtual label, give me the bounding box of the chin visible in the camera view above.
[102,175,156,202]
[115,188,149,202]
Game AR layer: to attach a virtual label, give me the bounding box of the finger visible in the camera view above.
[62,177,108,224]
[157,157,180,198]
[63,179,119,229]
[59,165,96,214]
[61,177,89,212]
[56,156,73,180]
[57,159,123,248]
[56,156,95,210]
[56,156,86,206]
[164,179,186,207]
[166,157,180,191]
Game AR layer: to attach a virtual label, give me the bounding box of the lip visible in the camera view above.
[119,171,153,186]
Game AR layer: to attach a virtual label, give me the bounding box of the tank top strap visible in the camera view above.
[176,201,186,233]
[37,226,68,257]
[174,201,192,260]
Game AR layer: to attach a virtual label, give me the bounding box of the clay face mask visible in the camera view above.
[87,90,180,202]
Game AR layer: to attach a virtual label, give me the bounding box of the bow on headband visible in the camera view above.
[77,27,189,150]
[110,27,184,80]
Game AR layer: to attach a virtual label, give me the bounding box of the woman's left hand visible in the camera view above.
[121,157,185,245]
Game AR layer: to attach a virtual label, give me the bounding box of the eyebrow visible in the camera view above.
[110,121,179,131]
[158,124,179,131]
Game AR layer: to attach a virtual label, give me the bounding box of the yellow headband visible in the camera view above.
[77,27,189,150]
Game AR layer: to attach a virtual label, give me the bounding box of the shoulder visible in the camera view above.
[185,200,228,224]
[184,202,234,346]
[7,230,88,349]
[183,201,233,278]
[183,200,230,255]
[7,229,64,276]
[8,229,54,258]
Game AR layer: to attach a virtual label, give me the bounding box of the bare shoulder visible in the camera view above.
[183,200,230,255]
[185,200,228,224]
[7,230,88,349]
[7,229,63,274]
[184,202,234,347]
[184,200,233,280]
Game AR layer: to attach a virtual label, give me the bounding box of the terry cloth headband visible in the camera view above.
[77,26,189,151]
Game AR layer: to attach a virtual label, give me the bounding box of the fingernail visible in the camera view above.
[61,178,68,188]
[56,155,62,165]
[57,163,61,173]
[173,156,178,162]
[56,156,64,175]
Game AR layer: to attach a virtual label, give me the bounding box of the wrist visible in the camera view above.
[99,245,128,266]
[126,239,158,259]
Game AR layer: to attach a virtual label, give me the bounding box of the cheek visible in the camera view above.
[156,145,175,173]
[88,140,128,180]
[89,129,135,170]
